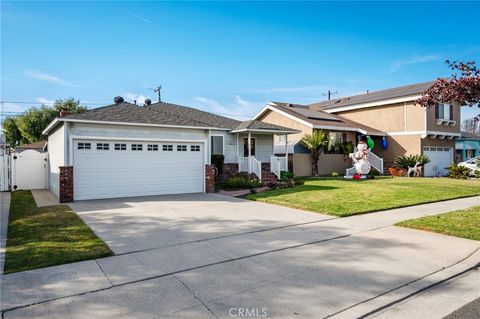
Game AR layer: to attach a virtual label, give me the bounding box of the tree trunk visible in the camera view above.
[311,150,319,176]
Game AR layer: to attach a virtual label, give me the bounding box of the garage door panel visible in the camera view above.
[73,140,204,200]
[423,147,452,177]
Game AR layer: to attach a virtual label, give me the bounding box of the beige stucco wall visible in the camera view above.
[336,102,426,133]
[369,135,422,168]
[258,110,312,144]
[293,153,353,176]
[426,102,461,133]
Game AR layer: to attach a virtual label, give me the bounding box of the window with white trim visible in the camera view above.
[162,144,173,151]
[147,144,159,151]
[177,145,187,152]
[78,142,91,150]
[114,143,126,150]
[436,103,452,120]
[131,144,143,151]
[211,136,224,155]
[96,143,109,150]
[191,145,200,152]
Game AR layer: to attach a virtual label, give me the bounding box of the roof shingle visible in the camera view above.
[310,80,435,110]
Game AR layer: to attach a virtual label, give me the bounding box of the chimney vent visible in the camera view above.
[59,111,71,117]
[114,96,124,104]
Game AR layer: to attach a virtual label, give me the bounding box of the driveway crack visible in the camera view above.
[174,275,219,318]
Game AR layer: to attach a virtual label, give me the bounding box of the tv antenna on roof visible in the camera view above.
[322,90,338,100]
[148,85,162,102]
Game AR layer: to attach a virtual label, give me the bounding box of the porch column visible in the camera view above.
[284,134,288,171]
[248,131,252,173]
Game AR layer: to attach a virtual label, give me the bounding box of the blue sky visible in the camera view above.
[1,1,479,122]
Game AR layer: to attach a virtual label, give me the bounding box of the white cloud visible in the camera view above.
[36,97,55,105]
[24,70,78,87]
[129,12,151,23]
[390,54,441,72]
[124,93,148,105]
[195,95,258,120]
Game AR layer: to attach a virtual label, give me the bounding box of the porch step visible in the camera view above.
[261,171,278,183]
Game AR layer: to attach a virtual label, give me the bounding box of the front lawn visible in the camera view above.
[4,191,113,273]
[246,177,480,217]
[396,206,480,241]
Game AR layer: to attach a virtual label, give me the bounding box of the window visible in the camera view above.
[325,132,347,154]
[436,103,452,120]
[77,142,91,150]
[131,144,143,151]
[162,144,173,151]
[191,145,200,152]
[177,145,187,152]
[147,144,159,151]
[211,136,224,155]
[279,135,286,143]
[96,143,109,150]
[114,143,126,150]
[243,137,256,157]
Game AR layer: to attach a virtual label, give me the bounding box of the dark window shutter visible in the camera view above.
[449,104,453,120]
[435,104,439,119]
[342,133,347,142]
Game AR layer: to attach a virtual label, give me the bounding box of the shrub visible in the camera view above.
[211,154,225,175]
[475,170,480,179]
[267,179,295,189]
[331,171,339,179]
[280,171,294,181]
[224,172,261,188]
[447,164,471,179]
[394,154,431,169]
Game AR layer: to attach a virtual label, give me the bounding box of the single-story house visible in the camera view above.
[455,131,480,162]
[42,99,298,202]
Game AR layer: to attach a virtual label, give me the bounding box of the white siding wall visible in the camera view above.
[236,133,273,163]
[210,130,237,163]
[48,124,65,196]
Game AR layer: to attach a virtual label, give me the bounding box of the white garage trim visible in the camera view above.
[71,136,206,200]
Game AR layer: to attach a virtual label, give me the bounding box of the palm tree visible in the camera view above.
[301,130,328,176]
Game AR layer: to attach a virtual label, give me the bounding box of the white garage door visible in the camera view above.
[73,140,204,200]
[423,147,453,177]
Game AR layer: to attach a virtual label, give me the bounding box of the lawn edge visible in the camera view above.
[246,193,480,217]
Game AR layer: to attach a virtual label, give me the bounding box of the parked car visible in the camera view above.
[458,156,480,176]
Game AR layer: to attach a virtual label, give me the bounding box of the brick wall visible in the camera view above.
[205,164,216,193]
[223,163,239,175]
[59,166,74,203]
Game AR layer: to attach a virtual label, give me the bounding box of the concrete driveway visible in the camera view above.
[1,195,480,319]
[68,193,332,254]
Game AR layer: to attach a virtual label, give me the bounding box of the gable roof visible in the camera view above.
[260,102,385,136]
[43,101,298,135]
[310,80,435,111]
[64,101,241,129]
[231,119,299,133]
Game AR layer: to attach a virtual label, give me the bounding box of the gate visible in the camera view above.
[12,150,48,190]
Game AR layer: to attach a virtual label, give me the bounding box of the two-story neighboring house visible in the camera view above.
[255,81,461,177]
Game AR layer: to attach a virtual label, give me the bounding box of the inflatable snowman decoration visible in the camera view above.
[352,135,372,175]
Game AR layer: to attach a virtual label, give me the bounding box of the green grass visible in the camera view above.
[4,191,113,273]
[247,177,480,217]
[396,206,480,241]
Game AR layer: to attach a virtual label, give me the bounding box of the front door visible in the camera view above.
[243,137,256,157]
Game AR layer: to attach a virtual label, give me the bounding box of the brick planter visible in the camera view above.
[205,164,216,193]
[59,166,74,203]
